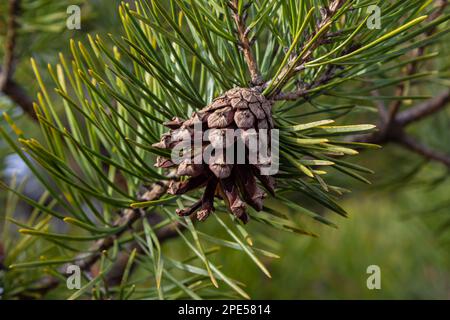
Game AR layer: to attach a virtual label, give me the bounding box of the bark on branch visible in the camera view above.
[229,0,263,86]
[386,0,448,122]
[16,180,180,298]
[2,78,37,120]
[397,89,450,126]
[269,0,347,96]
[396,134,450,168]
[0,0,20,90]
[0,0,38,120]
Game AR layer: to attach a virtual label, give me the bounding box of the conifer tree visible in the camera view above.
[0,0,448,299]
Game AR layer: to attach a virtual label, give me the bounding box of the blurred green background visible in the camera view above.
[1,0,449,299]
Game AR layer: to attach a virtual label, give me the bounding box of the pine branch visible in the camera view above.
[0,0,37,121]
[267,0,347,96]
[273,88,308,101]
[76,182,168,271]
[372,89,389,123]
[19,180,177,298]
[0,241,5,271]
[386,0,448,123]
[0,0,19,91]
[273,64,339,101]
[4,0,449,300]
[349,90,450,169]
[1,78,37,120]
[103,213,182,287]
[229,0,263,86]
[347,1,450,168]
[397,89,450,126]
[396,134,450,169]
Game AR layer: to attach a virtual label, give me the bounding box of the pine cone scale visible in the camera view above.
[154,87,275,223]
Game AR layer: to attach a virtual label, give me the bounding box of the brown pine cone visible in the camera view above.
[153,87,276,223]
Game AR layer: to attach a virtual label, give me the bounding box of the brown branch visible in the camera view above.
[273,63,340,101]
[349,97,450,169]
[397,89,450,126]
[269,0,347,96]
[386,0,448,122]
[72,181,169,268]
[2,78,37,120]
[396,134,450,169]
[273,88,308,101]
[0,0,20,91]
[348,1,450,168]
[0,0,37,121]
[0,241,5,271]
[229,0,263,86]
[349,125,450,170]
[14,180,176,298]
[372,89,389,122]
[102,214,183,287]
[350,94,450,169]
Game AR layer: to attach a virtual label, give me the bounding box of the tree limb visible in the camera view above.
[268,0,347,96]
[0,0,20,91]
[101,213,183,287]
[347,1,450,168]
[386,0,448,123]
[273,63,341,101]
[396,134,450,169]
[229,0,263,86]
[0,0,38,121]
[273,88,308,101]
[14,180,179,298]
[2,78,37,120]
[0,241,5,271]
[397,89,450,126]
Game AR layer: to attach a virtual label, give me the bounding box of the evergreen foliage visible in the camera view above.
[0,0,448,299]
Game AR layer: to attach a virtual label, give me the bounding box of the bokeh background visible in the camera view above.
[1,0,449,299]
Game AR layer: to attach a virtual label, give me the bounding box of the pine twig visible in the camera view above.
[229,0,263,86]
[273,64,340,101]
[268,0,347,96]
[396,134,450,169]
[2,78,37,120]
[102,214,182,287]
[386,0,448,122]
[347,1,450,169]
[18,180,177,298]
[273,88,308,101]
[397,89,450,126]
[0,0,20,91]
[0,241,5,271]
[0,0,37,121]
[71,181,170,268]
[349,90,450,169]
[372,89,389,123]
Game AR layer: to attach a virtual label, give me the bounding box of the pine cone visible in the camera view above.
[153,87,276,223]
